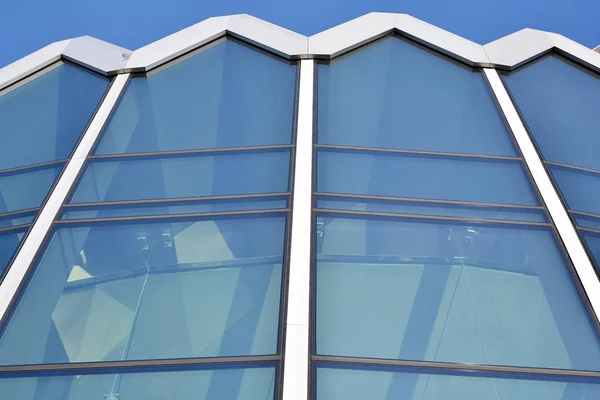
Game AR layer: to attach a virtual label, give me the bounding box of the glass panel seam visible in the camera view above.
[89,144,294,160]
[282,59,313,400]
[315,208,551,227]
[546,160,600,176]
[0,225,32,234]
[483,68,600,322]
[0,159,66,177]
[0,208,40,219]
[316,144,523,161]
[0,74,131,326]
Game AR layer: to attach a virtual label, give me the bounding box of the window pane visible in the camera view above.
[317,36,516,156]
[504,55,600,170]
[0,63,109,171]
[70,150,290,203]
[574,215,600,231]
[581,231,600,273]
[95,39,297,154]
[317,365,600,400]
[62,197,288,220]
[0,210,36,228]
[0,228,27,276]
[0,164,63,213]
[0,365,275,400]
[0,215,286,365]
[317,149,538,206]
[316,196,546,223]
[316,214,600,370]
[549,165,600,215]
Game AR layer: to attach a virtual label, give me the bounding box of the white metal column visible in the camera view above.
[0,73,130,321]
[282,59,314,400]
[484,68,600,318]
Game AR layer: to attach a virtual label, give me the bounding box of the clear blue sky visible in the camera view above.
[1,0,599,68]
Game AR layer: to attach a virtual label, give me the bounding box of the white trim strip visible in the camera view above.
[0,74,130,322]
[282,59,314,400]
[483,68,600,318]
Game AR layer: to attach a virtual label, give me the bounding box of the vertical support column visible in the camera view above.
[483,68,600,318]
[0,73,130,321]
[283,59,314,400]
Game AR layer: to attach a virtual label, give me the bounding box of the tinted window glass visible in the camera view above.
[0,164,63,213]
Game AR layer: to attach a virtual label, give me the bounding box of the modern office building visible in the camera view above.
[1,11,600,399]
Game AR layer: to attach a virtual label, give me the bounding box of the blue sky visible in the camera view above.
[1,0,599,68]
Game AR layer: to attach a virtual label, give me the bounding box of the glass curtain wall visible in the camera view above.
[0,37,298,399]
[503,55,600,276]
[312,35,600,399]
[0,62,110,278]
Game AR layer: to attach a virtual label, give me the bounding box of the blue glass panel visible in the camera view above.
[317,365,600,400]
[0,228,27,276]
[0,164,63,213]
[317,36,516,156]
[62,196,288,220]
[581,231,600,274]
[317,196,546,223]
[504,55,600,170]
[574,215,600,231]
[317,149,538,206]
[549,164,600,215]
[0,215,286,365]
[0,365,275,399]
[0,210,36,228]
[95,39,297,155]
[70,149,290,203]
[0,63,109,171]
[315,214,600,370]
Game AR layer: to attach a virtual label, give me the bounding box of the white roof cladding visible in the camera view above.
[3,12,600,90]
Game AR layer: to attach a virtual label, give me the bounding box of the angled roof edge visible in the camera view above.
[3,12,600,91]
[124,14,309,72]
[0,36,130,92]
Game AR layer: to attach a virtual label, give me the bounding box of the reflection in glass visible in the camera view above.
[549,165,600,216]
[317,365,600,400]
[95,39,297,154]
[315,214,600,370]
[70,149,291,203]
[62,196,288,220]
[0,63,109,171]
[316,196,546,222]
[0,215,286,365]
[317,36,516,156]
[0,365,276,400]
[504,55,600,170]
[0,228,27,276]
[0,164,63,213]
[317,149,538,206]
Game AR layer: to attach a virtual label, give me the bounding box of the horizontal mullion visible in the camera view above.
[54,208,289,225]
[315,208,551,227]
[578,226,600,235]
[0,208,40,219]
[315,192,545,211]
[88,144,294,160]
[545,160,600,176]
[0,224,32,234]
[312,355,600,380]
[569,209,600,220]
[0,355,280,376]
[64,192,291,209]
[0,159,66,177]
[315,144,522,161]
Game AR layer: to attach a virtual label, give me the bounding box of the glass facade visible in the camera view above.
[2,15,600,400]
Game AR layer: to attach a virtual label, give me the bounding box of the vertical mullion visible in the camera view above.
[483,67,600,319]
[282,59,314,400]
[0,73,131,323]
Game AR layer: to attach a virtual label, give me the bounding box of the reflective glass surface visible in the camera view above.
[317,36,516,156]
[70,149,290,203]
[0,210,36,228]
[0,228,27,276]
[317,365,600,400]
[0,365,276,400]
[0,215,286,365]
[95,39,297,154]
[549,165,600,216]
[582,231,600,271]
[315,214,600,370]
[574,215,600,231]
[62,197,288,220]
[504,55,600,170]
[0,63,109,171]
[0,164,63,213]
[317,149,538,206]
[317,196,546,223]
